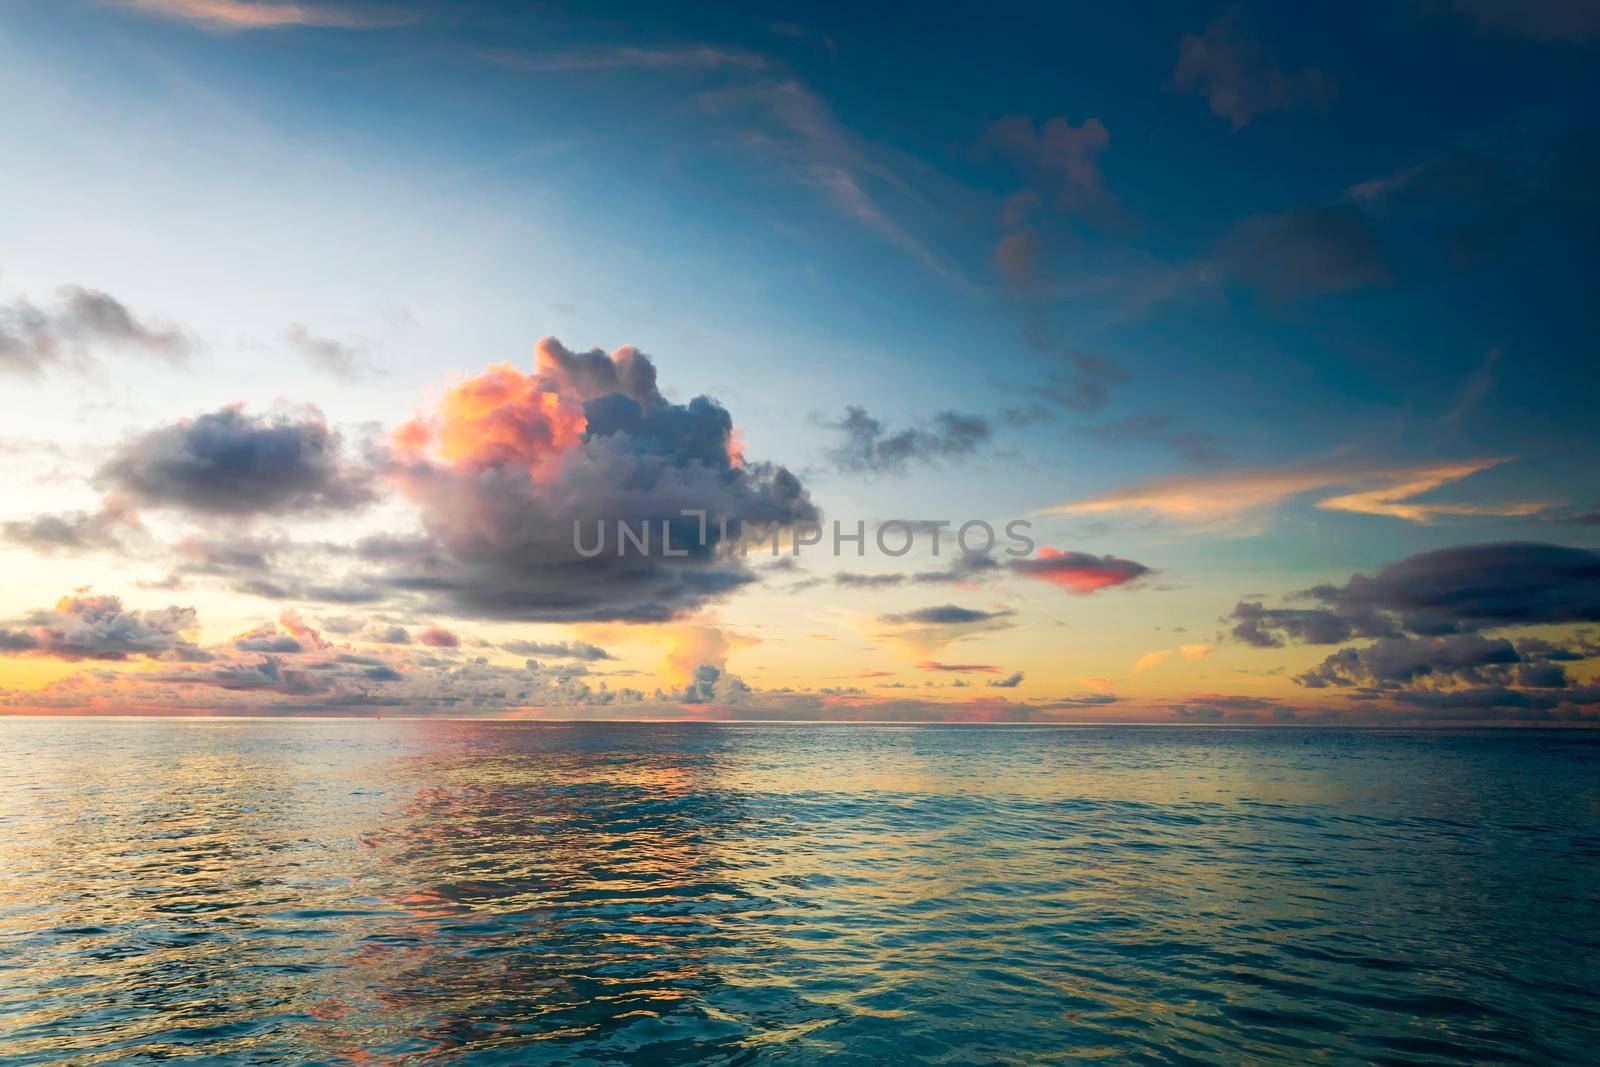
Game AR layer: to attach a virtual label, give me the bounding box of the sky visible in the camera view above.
[1,0,1597,724]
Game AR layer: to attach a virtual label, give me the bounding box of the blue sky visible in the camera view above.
[0,0,1596,722]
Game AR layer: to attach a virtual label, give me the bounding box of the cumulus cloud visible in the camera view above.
[383,338,817,622]
[100,404,376,517]
[1012,547,1150,594]
[1230,543,1600,710]
[1295,633,1530,689]
[1169,8,1331,130]
[0,285,191,376]
[0,594,200,661]
[821,406,991,474]
[677,662,751,704]
[1234,542,1600,653]
[1230,599,1398,648]
[988,670,1025,688]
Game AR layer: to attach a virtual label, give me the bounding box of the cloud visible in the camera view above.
[993,229,1045,293]
[1316,462,1549,522]
[417,626,459,648]
[700,78,961,284]
[677,662,751,704]
[285,324,382,382]
[366,624,410,644]
[1301,542,1600,633]
[110,0,416,31]
[875,604,1016,654]
[485,45,766,73]
[383,338,817,622]
[499,639,614,661]
[1445,0,1600,41]
[835,572,909,589]
[1038,353,1128,414]
[1131,650,1171,673]
[161,533,390,605]
[1012,547,1150,594]
[988,670,1025,688]
[649,623,757,685]
[99,404,376,517]
[1093,412,1224,464]
[1221,207,1389,299]
[2,498,143,555]
[978,115,1111,211]
[1343,129,1600,268]
[821,406,992,474]
[1168,8,1331,130]
[913,552,1005,585]
[0,594,200,661]
[1044,457,1542,527]
[1230,599,1400,648]
[1180,642,1213,660]
[917,660,999,673]
[1239,559,1598,648]
[1295,633,1532,689]
[1,285,191,377]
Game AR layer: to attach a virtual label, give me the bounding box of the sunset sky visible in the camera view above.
[2,0,1597,723]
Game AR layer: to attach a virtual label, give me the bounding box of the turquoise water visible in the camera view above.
[0,721,1597,1064]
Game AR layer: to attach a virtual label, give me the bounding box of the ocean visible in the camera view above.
[1,719,1596,1064]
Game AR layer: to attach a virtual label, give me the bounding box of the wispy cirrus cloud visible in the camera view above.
[107,0,416,31]
[482,45,766,73]
[706,77,966,284]
[1044,457,1546,527]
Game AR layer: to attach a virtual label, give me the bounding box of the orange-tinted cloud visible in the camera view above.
[1131,650,1171,673]
[112,0,413,31]
[1044,457,1545,527]
[1014,547,1150,593]
[395,361,586,483]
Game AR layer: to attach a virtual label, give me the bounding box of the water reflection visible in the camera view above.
[0,721,1597,1064]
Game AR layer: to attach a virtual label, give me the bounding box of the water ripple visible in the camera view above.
[0,721,1597,1064]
